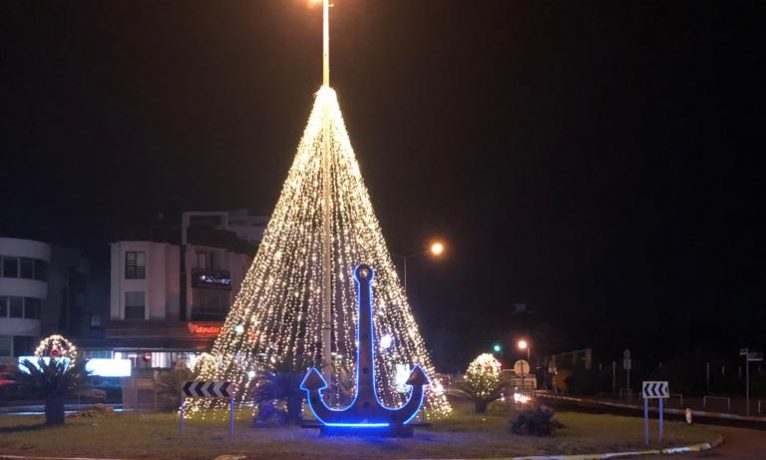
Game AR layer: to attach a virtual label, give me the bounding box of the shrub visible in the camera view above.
[251,355,313,426]
[509,404,563,436]
[456,353,506,413]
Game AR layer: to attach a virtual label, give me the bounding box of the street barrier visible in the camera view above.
[703,395,731,411]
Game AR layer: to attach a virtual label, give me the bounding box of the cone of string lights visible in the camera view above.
[189,0,451,419]
[189,86,451,419]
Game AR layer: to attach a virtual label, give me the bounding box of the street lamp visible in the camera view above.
[517,339,530,360]
[517,338,531,389]
[399,241,445,295]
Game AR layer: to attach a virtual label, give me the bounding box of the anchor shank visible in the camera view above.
[355,266,376,403]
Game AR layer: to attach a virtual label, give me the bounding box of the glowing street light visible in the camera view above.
[430,241,444,256]
[517,338,531,389]
[399,240,446,295]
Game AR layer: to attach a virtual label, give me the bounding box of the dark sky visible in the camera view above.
[1,1,764,370]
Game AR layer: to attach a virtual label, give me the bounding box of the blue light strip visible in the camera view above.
[324,422,390,428]
[302,264,427,427]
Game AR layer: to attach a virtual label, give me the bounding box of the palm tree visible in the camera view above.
[154,365,198,409]
[251,355,314,425]
[15,358,90,425]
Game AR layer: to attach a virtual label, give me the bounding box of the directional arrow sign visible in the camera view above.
[183,380,231,398]
[642,381,669,399]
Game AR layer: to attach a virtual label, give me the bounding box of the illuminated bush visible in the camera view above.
[458,353,506,413]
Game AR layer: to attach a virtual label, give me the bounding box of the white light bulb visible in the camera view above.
[380,334,393,350]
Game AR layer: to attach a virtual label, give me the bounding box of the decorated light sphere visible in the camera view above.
[35,334,78,366]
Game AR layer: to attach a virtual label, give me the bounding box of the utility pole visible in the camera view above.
[320,0,334,381]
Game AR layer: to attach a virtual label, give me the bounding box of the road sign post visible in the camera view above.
[658,397,664,442]
[740,348,763,416]
[643,397,649,445]
[180,381,234,437]
[642,381,669,446]
[623,349,631,394]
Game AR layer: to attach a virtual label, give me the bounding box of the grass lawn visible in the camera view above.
[0,400,719,460]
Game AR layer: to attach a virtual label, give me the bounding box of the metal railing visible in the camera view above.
[703,395,731,411]
[669,393,684,407]
[618,387,635,400]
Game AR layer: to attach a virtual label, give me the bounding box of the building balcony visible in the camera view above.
[190,304,228,322]
[190,268,231,290]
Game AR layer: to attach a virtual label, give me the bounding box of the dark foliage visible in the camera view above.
[154,366,199,410]
[510,404,563,436]
[14,358,90,425]
[251,355,314,426]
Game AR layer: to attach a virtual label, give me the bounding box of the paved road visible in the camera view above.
[674,425,766,459]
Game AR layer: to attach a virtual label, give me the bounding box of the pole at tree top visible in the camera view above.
[320,0,333,381]
[323,0,329,86]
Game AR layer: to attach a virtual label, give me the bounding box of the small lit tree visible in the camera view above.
[16,358,89,425]
[15,335,90,425]
[458,353,506,413]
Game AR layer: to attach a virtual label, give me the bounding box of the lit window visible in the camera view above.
[125,251,146,279]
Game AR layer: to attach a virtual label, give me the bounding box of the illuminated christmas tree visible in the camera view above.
[193,85,450,418]
[191,0,451,418]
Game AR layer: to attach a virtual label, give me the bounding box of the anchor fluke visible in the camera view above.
[406,365,430,387]
[300,368,328,392]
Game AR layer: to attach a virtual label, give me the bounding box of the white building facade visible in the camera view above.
[105,240,252,368]
[0,238,49,362]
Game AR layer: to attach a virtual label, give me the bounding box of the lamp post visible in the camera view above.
[517,339,530,389]
[309,0,334,381]
[400,241,444,295]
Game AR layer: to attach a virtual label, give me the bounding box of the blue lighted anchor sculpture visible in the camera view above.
[300,264,429,436]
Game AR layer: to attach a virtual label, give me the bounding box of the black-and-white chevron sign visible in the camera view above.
[642,381,669,399]
[182,381,232,398]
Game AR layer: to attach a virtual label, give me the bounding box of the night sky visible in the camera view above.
[1,1,764,371]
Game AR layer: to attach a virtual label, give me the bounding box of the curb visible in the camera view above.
[0,435,724,460]
[0,457,123,460]
[405,434,724,460]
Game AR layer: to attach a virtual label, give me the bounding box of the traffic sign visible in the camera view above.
[180,381,235,437]
[642,381,669,399]
[513,360,530,375]
[642,380,669,445]
[182,381,231,398]
[747,352,763,362]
